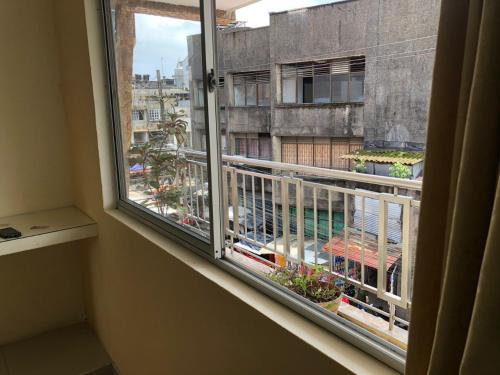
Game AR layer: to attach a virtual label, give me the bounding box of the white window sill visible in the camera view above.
[105,208,400,375]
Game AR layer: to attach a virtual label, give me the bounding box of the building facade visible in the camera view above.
[188,0,440,171]
[131,73,191,147]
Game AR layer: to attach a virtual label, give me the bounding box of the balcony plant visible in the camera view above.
[389,162,412,179]
[268,265,344,313]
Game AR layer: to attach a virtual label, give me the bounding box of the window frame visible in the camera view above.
[232,71,271,107]
[281,58,365,104]
[101,1,406,371]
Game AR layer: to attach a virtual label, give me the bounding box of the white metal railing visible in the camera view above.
[136,150,420,333]
[181,152,421,310]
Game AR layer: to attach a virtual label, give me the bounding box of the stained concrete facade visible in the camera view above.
[188,0,440,160]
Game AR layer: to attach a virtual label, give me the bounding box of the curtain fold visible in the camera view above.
[406,0,500,373]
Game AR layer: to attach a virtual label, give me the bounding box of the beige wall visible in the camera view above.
[52,0,392,374]
[0,243,85,345]
[0,0,86,345]
[0,0,73,218]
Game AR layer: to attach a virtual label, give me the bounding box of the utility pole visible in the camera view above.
[156,69,166,122]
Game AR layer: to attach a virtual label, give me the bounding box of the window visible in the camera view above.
[132,109,145,121]
[133,131,147,144]
[332,74,349,102]
[234,133,272,160]
[218,77,226,106]
[105,0,439,370]
[104,0,214,253]
[233,71,270,107]
[350,72,365,102]
[282,58,365,104]
[234,82,245,106]
[282,138,363,169]
[257,83,270,106]
[314,65,331,103]
[195,80,204,107]
[148,109,161,121]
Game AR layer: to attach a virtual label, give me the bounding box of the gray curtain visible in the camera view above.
[406,0,500,374]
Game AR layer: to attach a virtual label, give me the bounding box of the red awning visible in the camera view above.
[321,236,399,269]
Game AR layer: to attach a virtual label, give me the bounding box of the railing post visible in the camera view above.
[230,167,239,238]
[281,177,290,263]
[222,166,229,242]
[389,303,396,331]
[377,195,388,299]
[296,179,304,264]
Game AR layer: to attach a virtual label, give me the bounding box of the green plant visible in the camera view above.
[268,265,343,303]
[129,108,188,218]
[389,162,412,179]
[353,159,367,173]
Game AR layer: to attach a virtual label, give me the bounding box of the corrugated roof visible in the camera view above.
[341,151,424,165]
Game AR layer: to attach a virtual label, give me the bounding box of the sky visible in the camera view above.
[132,0,335,79]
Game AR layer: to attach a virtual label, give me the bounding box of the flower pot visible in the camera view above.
[317,295,342,313]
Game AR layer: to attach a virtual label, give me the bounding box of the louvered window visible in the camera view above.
[232,71,271,107]
[281,57,365,104]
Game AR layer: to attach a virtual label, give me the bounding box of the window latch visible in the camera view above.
[207,69,217,93]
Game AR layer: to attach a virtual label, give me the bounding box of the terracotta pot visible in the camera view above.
[317,295,342,313]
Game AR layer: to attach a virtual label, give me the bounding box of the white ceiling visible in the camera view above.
[151,0,259,11]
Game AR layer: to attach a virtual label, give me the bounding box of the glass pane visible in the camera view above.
[234,84,245,106]
[235,138,247,156]
[314,74,330,103]
[247,138,259,158]
[109,0,210,238]
[301,76,313,103]
[282,77,296,103]
[332,74,349,102]
[350,72,364,102]
[258,83,270,106]
[246,83,257,106]
[212,0,437,359]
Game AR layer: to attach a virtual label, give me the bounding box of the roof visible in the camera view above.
[341,150,424,165]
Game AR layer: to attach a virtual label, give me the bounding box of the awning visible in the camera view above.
[321,236,399,269]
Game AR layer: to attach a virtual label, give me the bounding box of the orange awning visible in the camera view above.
[321,236,399,269]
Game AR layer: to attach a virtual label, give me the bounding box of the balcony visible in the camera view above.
[128,150,421,350]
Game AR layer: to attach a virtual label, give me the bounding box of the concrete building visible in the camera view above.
[173,60,186,89]
[188,0,440,170]
[131,73,191,146]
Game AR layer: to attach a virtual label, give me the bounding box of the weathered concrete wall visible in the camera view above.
[365,0,440,145]
[188,0,440,151]
[269,1,376,64]
[220,27,270,73]
[270,0,439,146]
[272,104,364,137]
[227,107,271,133]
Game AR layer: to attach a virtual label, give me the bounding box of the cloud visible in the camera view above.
[133,14,200,78]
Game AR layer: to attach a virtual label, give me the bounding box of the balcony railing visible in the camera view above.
[131,149,422,343]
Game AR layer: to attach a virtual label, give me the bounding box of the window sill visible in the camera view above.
[105,208,400,375]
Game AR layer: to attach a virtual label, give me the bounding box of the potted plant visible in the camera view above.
[268,265,344,313]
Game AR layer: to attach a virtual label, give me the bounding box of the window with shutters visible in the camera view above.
[282,138,364,170]
[281,57,365,104]
[232,71,271,107]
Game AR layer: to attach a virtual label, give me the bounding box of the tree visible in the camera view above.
[130,108,189,220]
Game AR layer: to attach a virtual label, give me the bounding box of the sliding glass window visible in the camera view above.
[103,0,440,372]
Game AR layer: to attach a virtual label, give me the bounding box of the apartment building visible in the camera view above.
[188,0,439,171]
[131,73,191,146]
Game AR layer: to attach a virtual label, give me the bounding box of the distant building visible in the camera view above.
[173,60,186,90]
[130,74,191,147]
[188,0,439,173]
